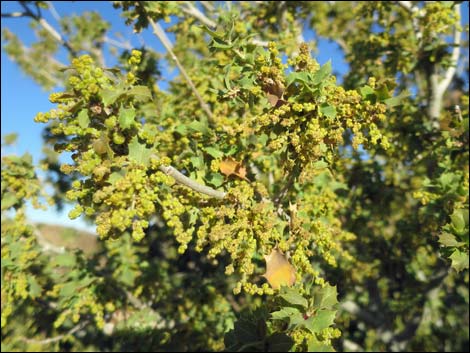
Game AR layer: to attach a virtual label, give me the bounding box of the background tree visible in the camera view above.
[1,1,468,352]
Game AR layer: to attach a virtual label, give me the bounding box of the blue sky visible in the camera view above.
[1,1,468,232]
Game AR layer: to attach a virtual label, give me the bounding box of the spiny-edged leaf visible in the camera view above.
[450,209,468,232]
[118,107,136,130]
[304,309,336,333]
[307,337,335,352]
[279,287,308,308]
[28,275,42,298]
[188,120,209,134]
[271,307,302,320]
[286,71,313,87]
[101,88,123,106]
[263,249,296,290]
[77,109,90,128]
[2,192,18,210]
[265,333,294,352]
[438,232,465,247]
[449,249,469,272]
[128,136,152,166]
[320,104,336,118]
[312,60,332,85]
[200,26,225,39]
[126,85,152,102]
[205,147,224,159]
[220,157,247,180]
[359,85,376,101]
[314,284,338,309]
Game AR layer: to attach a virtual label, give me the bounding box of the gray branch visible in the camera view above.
[158,165,226,199]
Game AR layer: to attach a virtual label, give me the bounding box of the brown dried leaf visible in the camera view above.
[219,157,247,180]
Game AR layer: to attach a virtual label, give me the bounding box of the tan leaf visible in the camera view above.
[262,249,296,290]
[219,157,247,180]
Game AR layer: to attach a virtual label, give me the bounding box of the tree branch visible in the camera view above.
[148,18,214,122]
[158,165,226,199]
[181,2,216,28]
[438,4,461,93]
[426,4,461,124]
[18,1,77,57]
[1,11,28,18]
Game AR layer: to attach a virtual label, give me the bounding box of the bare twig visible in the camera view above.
[1,11,28,18]
[148,18,214,121]
[200,1,215,12]
[397,1,422,41]
[18,2,77,57]
[46,1,61,22]
[158,165,226,199]
[21,320,88,345]
[181,2,216,28]
[103,36,133,50]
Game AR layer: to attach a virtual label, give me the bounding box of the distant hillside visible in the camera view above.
[34,223,101,255]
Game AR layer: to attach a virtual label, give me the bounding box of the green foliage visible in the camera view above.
[1,1,468,352]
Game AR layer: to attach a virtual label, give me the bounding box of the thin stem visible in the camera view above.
[148,18,214,122]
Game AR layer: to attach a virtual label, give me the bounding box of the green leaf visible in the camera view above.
[304,310,336,333]
[280,287,309,308]
[188,120,209,134]
[383,90,409,107]
[108,171,125,185]
[77,109,90,129]
[2,192,18,210]
[311,60,332,85]
[207,172,224,188]
[201,26,225,39]
[320,104,336,118]
[118,107,136,130]
[313,160,329,169]
[359,85,376,101]
[265,333,294,352]
[101,88,123,106]
[286,72,313,87]
[28,276,41,298]
[438,232,465,247]
[449,249,469,272]
[128,137,152,166]
[174,124,188,135]
[271,307,302,320]
[205,147,224,159]
[314,284,338,309]
[59,282,77,298]
[450,209,468,232]
[307,337,334,352]
[127,85,152,102]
